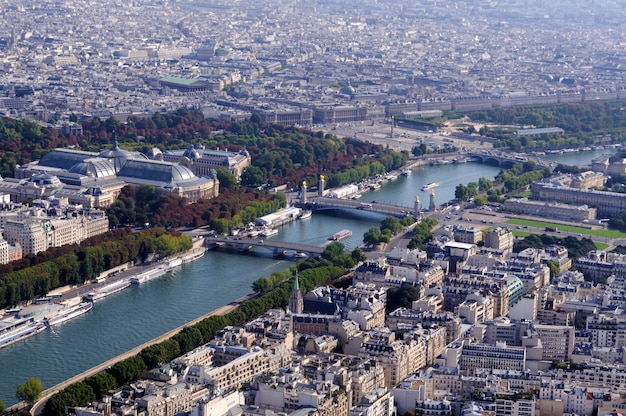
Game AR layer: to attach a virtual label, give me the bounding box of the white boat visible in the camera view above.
[260,228,278,237]
[295,252,308,258]
[0,317,46,349]
[84,279,131,302]
[181,249,205,263]
[131,267,169,284]
[167,258,183,268]
[329,229,352,241]
[421,182,439,191]
[299,210,312,220]
[369,183,381,190]
[402,170,411,176]
[44,302,93,326]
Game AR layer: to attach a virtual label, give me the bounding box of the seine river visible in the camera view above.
[0,149,611,406]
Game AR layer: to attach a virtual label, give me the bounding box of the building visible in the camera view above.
[459,342,527,375]
[484,228,514,254]
[454,226,483,245]
[157,144,251,179]
[530,180,626,218]
[2,207,109,255]
[503,198,597,222]
[12,143,219,207]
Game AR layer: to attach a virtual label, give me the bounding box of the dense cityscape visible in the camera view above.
[5,1,626,416]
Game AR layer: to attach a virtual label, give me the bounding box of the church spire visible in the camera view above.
[288,270,303,314]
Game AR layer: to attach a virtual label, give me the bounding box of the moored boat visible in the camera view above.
[299,210,312,220]
[44,302,93,326]
[181,248,205,263]
[0,317,46,349]
[131,267,168,284]
[329,229,352,241]
[84,279,131,302]
[260,228,278,237]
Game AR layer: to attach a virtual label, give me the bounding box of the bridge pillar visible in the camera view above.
[318,175,325,197]
[414,196,420,217]
[301,181,307,204]
[429,189,436,211]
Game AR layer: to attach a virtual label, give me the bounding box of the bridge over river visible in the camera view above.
[202,235,326,258]
[296,196,419,218]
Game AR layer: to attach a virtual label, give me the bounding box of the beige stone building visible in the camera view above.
[2,208,109,255]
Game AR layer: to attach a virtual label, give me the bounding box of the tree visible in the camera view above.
[0,399,5,414]
[216,167,240,191]
[240,166,265,187]
[380,216,403,235]
[363,227,383,246]
[16,377,43,405]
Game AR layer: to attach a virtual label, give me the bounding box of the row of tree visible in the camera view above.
[0,228,192,309]
[42,243,355,416]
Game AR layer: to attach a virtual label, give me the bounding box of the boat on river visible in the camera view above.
[181,249,205,263]
[83,279,131,302]
[299,210,312,220]
[329,229,352,241]
[259,228,278,237]
[131,266,169,284]
[0,317,46,349]
[44,301,93,326]
[421,182,439,191]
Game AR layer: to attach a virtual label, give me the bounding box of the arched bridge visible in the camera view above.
[202,235,325,258]
[296,196,417,218]
[467,152,550,168]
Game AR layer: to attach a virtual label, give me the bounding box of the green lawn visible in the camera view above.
[594,242,609,250]
[505,218,626,238]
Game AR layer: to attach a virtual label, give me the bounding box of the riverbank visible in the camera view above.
[28,291,256,415]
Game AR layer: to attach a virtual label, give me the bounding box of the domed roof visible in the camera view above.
[183,145,201,160]
[68,158,116,178]
[98,140,148,171]
[98,144,131,159]
[28,173,62,187]
[147,147,163,158]
[341,84,356,95]
[117,159,197,183]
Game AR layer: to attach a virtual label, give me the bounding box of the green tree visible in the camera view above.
[0,398,5,414]
[108,356,147,386]
[135,184,156,209]
[380,216,403,235]
[84,373,117,399]
[240,166,265,187]
[363,227,383,246]
[216,167,240,191]
[16,377,43,405]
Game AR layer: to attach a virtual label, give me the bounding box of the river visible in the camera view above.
[0,149,608,406]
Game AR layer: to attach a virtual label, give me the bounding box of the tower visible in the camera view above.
[288,271,303,314]
[318,175,325,197]
[429,188,436,211]
[300,180,307,204]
